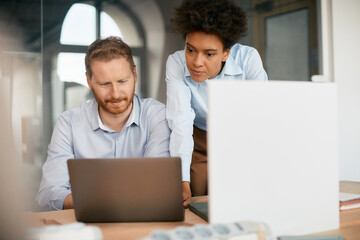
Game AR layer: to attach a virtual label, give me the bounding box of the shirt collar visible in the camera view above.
[184,53,243,80]
[218,54,243,77]
[90,99,101,131]
[185,65,191,79]
[90,95,140,132]
[125,94,140,128]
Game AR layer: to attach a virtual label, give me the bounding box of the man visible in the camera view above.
[37,36,171,211]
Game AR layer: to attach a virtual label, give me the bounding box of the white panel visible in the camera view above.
[207,81,339,237]
[332,0,360,181]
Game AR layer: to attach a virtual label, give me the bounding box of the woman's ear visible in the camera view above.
[222,48,230,62]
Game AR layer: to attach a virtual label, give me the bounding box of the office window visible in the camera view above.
[60,3,96,46]
[52,2,144,122]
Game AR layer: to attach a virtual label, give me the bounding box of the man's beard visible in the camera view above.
[92,89,135,115]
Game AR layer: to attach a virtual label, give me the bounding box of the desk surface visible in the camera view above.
[27,182,360,240]
[315,181,360,239]
[27,196,208,240]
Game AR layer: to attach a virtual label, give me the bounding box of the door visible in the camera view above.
[253,0,318,81]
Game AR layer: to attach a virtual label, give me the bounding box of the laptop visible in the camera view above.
[67,157,184,222]
[207,80,339,237]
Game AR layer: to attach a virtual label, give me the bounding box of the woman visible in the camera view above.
[166,0,268,207]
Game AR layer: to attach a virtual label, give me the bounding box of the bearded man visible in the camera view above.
[37,36,170,211]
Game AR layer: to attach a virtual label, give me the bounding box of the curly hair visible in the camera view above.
[85,36,135,79]
[170,0,247,49]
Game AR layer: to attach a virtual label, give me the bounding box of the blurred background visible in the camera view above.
[0,0,359,213]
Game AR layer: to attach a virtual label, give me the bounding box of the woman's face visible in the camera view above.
[185,31,230,82]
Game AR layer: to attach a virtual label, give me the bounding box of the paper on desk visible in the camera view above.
[339,192,360,202]
[28,222,102,240]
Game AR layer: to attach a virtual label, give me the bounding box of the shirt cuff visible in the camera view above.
[50,189,72,210]
[181,160,191,182]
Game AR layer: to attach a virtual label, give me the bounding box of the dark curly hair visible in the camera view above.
[170,0,248,50]
[85,36,135,79]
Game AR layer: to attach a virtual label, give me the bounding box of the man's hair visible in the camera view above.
[170,0,247,50]
[85,36,135,78]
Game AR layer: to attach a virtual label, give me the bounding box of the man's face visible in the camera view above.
[86,57,137,116]
[185,31,230,82]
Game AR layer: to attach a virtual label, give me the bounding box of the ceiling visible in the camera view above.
[0,0,83,52]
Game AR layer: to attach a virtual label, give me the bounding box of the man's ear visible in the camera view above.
[86,72,92,90]
[133,65,137,84]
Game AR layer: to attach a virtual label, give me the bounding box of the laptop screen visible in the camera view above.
[68,157,184,222]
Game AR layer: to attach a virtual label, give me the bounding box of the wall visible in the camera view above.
[331,0,360,181]
[154,0,183,103]
[123,0,166,100]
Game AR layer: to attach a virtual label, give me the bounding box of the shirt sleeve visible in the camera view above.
[244,48,268,80]
[165,53,195,182]
[144,104,171,158]
[36,112,74,211]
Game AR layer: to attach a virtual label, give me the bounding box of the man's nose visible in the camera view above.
[110,84,121,99]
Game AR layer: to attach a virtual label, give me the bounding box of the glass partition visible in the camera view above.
[0,0,42,211]
[0,0,146,212]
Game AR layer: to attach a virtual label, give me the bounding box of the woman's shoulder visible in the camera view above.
[166,49,188,80]
[167,49,186,64]
[229,43,262,66]
[230,43,257,57]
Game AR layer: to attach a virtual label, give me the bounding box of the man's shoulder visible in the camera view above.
[135,95,166,121]
[58,99,96,122]
[137,96,165,112]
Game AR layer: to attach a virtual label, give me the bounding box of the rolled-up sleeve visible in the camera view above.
[36,112,74,211]
[165,54,195,182]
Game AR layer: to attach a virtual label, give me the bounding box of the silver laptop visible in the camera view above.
[207,80,339,237]
[67,157,184,222]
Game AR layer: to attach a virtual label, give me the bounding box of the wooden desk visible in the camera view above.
[27,183,360,240]
[28,209,206,239]
[313,181,360,239]
[27,196,208,240]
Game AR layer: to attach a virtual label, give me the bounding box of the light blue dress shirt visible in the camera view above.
[37,95,171,211]
[166,43,268,182]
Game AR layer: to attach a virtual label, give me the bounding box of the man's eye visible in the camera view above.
[207,53,215,57]
[101,83,110,86]
[186,48,194,53]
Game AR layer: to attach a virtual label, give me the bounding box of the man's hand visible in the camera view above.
[182,181,192,208]
[63,193,74,209]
